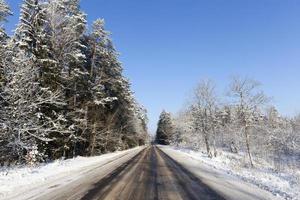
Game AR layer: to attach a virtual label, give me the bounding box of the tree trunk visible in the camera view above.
[245,126,254,167]
[89,122,97,156]
[212,126,217,157]
[90,43,96,77]
[203,131,212,158]
[73,141,76,158]
[84,105,88,129]
[73,82,77,107]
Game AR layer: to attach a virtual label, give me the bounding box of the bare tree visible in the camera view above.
[229,77,269,167]
[171,76,298,172]
[191,79,219,157]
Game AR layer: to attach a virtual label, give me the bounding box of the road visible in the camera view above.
[80,146,224,200]
[33,146,225,200]
[13,145,277,200]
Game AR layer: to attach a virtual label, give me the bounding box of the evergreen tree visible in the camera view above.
[0,0,11,75]
[0,0,11,163]
[85,19,147,152]
[0,0,11,104]
[0,0,11,101]
[0,0,148,165]
[4,0,69,163]
[156,110,174,145]
[44,0,88,158]
[84,19,117,155]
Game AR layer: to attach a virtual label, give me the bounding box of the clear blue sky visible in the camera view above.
[5,0,300,133]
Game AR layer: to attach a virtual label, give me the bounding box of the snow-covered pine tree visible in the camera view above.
[116,79,141,148]
[133,104,149,145]
[0,0,11,164]
[0,0,147,164]
[121,95,148,148]
[84,19,118,155]
[0,0,11,103]
[44,0,88,158]
[4,0,70,163]
[0,0,11,70]
[156,110,174,145]
[85,19,146,153]
[0,0,11,97]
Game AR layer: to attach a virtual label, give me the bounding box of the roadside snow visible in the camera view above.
[159,145,299,200]
[0,146,144,200]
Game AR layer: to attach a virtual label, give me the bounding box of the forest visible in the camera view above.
[156,77,300,171]
[0,0,148,166]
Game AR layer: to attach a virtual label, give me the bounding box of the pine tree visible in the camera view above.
[0,0,147,164]
[133,104,149,145]
[4,0,70,163]
[43,0,88,158]
[0,0,11,163]
[85,19,146,153]
[0,0,11,70]
[0,0,11,100]
[85,19,117,155]
[156,110,174,145]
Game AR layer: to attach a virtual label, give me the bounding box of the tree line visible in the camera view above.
[156,77,300,170]
[0,0,148,165]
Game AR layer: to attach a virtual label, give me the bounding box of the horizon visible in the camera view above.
[5,0,300,134]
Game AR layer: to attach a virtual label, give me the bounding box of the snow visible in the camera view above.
[94,97,118,105]
[159,145,300,200]
[0,146,144,200]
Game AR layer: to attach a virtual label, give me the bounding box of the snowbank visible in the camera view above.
[0,146,144,200]
[159,145,299,200]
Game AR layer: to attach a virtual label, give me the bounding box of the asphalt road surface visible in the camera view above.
[79,146,225,200]
[4,146,277,200]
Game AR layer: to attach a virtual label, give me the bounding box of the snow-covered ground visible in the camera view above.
[0,146,144,200]
[159,145,300,200]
